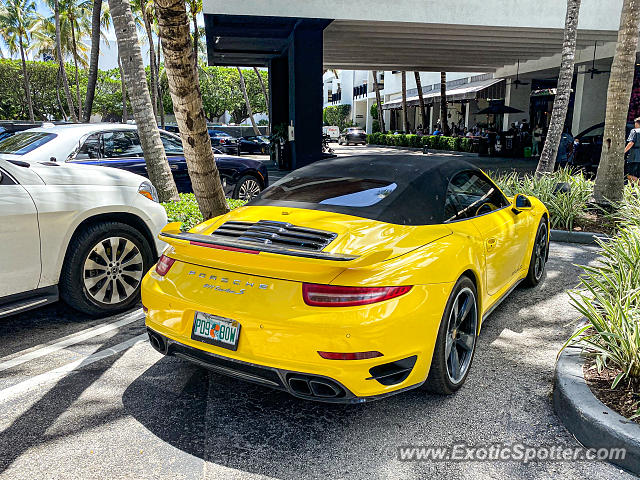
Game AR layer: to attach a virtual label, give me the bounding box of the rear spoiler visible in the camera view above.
[159,222,392,267]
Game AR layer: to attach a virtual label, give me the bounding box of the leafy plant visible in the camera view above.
[491,168,593,231]
[162,193,246,231]
[562,226,640,411]
[323,104,351,130]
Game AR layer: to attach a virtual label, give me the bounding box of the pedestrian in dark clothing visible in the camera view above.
[624,117,640,182]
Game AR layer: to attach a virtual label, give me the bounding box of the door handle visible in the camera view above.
[486,238,497,250]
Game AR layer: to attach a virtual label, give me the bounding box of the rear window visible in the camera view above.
[0,132,57,155]
[262,177,397,207]
[256,174,435,225]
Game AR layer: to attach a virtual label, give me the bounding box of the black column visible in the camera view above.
[287,26,324,169]
[269,55,289,131]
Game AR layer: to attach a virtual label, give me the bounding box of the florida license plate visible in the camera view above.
[191,312,241,351]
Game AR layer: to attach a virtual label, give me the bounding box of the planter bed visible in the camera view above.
[554,347,640,475]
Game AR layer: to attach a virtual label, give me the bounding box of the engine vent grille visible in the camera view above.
[211,220,337,252]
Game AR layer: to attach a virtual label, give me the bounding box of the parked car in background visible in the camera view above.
[239,135,270,154]
[338,127,367,145]
[208,129,241,155]
[0,155,167,317]
[323,125,340,141]
[0,124,268,200]
[558,122,634,175]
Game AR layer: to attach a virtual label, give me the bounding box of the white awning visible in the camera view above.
[382,78,504,110]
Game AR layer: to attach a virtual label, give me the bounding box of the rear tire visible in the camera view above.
[424,276,479,395]
[523,218,549,287]
[60,221,153,316]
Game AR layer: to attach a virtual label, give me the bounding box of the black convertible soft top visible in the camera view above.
[251,155,486,225]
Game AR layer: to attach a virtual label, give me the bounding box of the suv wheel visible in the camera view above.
[233,175,262,201]
[60,221,153,316]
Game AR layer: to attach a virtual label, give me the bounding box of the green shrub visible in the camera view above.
[162,193,247,231]
[563,225,640,416]
[490,168,593,231]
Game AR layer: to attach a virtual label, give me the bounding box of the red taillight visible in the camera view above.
[302,283,412,307]
[318,351,383,360]
[155,255,175,276]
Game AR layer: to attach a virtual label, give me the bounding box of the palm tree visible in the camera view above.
[108,0,178,202]
[155,0,228,219]
[237,68,260,135]
[253,67,269,106]
[372,70,386,133]
[535,0,582,176]
[136,0,159,119]
[157,40,165,128]
[118,56,128,122]
[48,0,92,120]
[414,71,428,132]
[0,0,38,121]
[82,0,102,122]
[594,0,640,203]
[54,0,77,122]
[440,71,449,135]
[401,71,408,132]
[186,0,201,64]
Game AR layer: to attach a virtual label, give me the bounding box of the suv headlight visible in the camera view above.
[138,181,159,202]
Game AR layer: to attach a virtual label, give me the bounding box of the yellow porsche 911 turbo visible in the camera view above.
[142,155,549,402]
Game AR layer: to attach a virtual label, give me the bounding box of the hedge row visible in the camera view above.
[366,133,473,153]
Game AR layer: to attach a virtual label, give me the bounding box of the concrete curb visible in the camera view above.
[550,229,609,245]
[553,347,640,475]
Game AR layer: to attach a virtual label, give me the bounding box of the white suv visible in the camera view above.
[0,156,167,317]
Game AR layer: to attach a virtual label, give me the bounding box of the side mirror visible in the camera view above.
[513,194,532,213]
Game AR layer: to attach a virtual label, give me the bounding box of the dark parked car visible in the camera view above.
[60,124,268,200]
[338,127,367,145]
[559,122,634,175]
[239,135,270,154]
[163,124,241,156]
[208,129,241,155]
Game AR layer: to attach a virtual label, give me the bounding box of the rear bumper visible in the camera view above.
[141,262,453,400]
[146,327,423,403]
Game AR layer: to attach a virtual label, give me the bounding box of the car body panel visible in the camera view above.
[142,157,548,400]
[0,157,168,299]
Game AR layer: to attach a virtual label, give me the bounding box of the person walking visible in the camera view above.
[624,117,640,182]
[532,125,543,157]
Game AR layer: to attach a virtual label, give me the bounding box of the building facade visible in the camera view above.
[203,0,628,167]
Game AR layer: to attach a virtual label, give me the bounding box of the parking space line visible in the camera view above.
[0,311,143,373]
[0,333,148,402]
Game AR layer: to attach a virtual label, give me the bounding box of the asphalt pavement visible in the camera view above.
[0,242,633,480]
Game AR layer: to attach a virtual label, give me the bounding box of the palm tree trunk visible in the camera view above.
[535,0,582,176]
[154,0,228,219]
[143,11,158,120]
[56,66,68,121]
[440,71,449,136]
[157,41,165,129]
[108,0,178,202]
[70,18,82,120]
[414,72,428,133]
[54,0,77,122]
[238,67,260,135]
[118,55,128,122]
[401,71,409,132]
[594,0,640,203]
[372,70,385,133]
[253,66,269,107]
[18,36,34,122]
[191,11,198,65]
[83,0,102,122]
